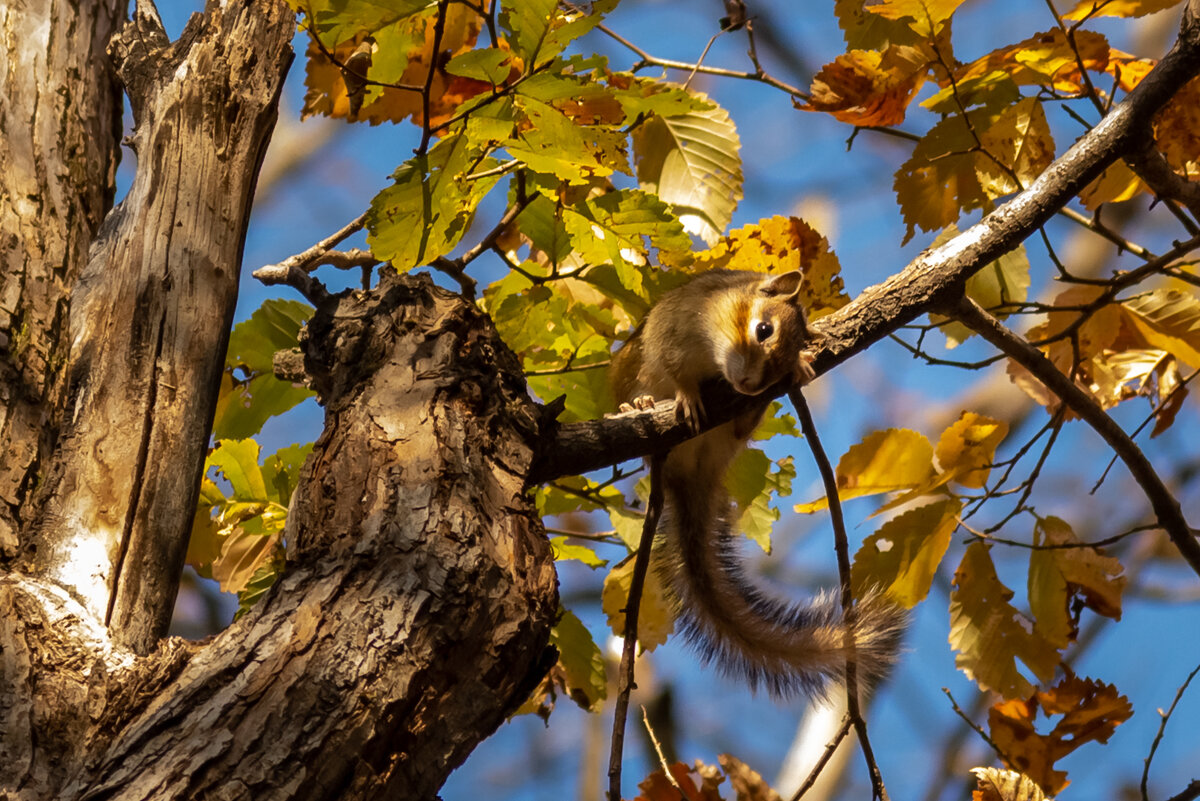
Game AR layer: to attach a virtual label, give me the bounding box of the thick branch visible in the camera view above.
[951,296,1200,577]
[530,2,1200,483]
[25,0,295,653]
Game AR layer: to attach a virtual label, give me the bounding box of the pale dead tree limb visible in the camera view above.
[792,389,888,801]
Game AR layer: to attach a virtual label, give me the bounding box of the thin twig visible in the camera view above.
[942,687,1006,761]
[608,454,665,801]
[951,295,1200,578]
[791,388,889,801]
[642,705,683,792]
[417,0,450,156]
[1141,661,1200,801]
[789,716,854,801]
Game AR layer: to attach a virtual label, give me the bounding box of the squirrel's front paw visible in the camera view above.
[675,391,705,434]
[795,350,817,386]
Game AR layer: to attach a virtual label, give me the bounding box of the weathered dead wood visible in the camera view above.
[23,0,295,654]
[0,0,124,559]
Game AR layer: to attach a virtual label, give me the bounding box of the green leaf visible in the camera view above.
[367,133,502,270]
[445,47,513,85]
[214,299,316,440]
[751,401,801,440]
[506,92,630,185]
[209,439,269,501]
[261,442,314,506]
[298,0,429,45]
[633,95,743,246]
[726,449,795,552]
[609,75,713,120]
[560,189,691,297]
[234,553,285,620]
[227,299,313,373]
[549,607,608,710]
[501,0,616,67]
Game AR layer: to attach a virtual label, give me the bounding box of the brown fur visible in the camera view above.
[611,269,906,697]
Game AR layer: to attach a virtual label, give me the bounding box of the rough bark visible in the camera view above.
[0,0,124,560]
[23,0,295,654]
[2,271,558,800]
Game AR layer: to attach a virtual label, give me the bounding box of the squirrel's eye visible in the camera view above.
[755,321,774,342]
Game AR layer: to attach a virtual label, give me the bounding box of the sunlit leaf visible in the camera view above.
[949,542,1061,699]
[864,0,967,38]
[549,607,608,711]
[930,225,1030,347]
[987,673,1132,795]
[602,554,675,651]
[550,536,608,568]
[1028,516,1125,650]
[975,97,1055,198]
[797,428,934,513]
[935,411,1008,489]
[803,46,929,127]
[852,497,960,607]
[367,133,501,271]
[1079,160,1148,209]
[1062,0,1183,20]
[633,93,743,245]
[692,216,849,317]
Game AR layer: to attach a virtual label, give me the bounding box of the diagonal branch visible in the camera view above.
[950,295,1200,577]
[530,0,1200,486]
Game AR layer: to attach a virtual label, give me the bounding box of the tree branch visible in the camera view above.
[950,295,1200,577]
[530,2,1200,485]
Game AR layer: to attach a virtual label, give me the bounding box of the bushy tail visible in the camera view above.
[657,487,907,699]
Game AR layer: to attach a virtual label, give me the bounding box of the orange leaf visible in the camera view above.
[692,216,849,317]
[804,46,929,127]
[987,673,1132,795]
[956,30,1110,95]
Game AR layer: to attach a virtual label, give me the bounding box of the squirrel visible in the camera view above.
[610,268,906,698]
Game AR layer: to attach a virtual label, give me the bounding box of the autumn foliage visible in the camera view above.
[184,0,1200,798]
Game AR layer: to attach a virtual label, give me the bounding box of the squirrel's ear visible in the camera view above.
[760,270,803,298]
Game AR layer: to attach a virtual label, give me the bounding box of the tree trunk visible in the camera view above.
[0,0,560,798]
[0,0,124,560]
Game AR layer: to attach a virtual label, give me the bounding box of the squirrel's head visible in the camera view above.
[714,270,812,396]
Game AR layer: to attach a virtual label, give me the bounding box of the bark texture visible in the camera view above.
[2,273,558,800]
[24,0,295,653]
[0,0,124,560]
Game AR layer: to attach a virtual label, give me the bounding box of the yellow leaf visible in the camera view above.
[802,46,928,127]
[602,554,675,651]
[975,98,1055,198]
[796,427,934,513]
[1121,288,1200,369]
[1062,0,1183,20]
[692,216,849,318]
[956,30,1110,95]
[949,542,1061,699]
[1155,75,1200,179]
[211,527,283,594]
[1031,517,1126,628]
[970,767,1050,801]
[852,497,960,607]
[936,411,1009,489]
[864,0,967,38]
[930,224,1031,347]
[893,111,993,243]
[1079,160,1147,209]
